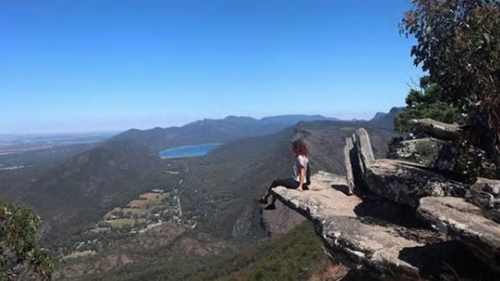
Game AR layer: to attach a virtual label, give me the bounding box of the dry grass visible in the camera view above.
[139,192,163,200]
[127,192,169,208]
[308,262,349,281]
[63,250,96,260]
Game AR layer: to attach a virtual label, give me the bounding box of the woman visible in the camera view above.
[259,139,310,210]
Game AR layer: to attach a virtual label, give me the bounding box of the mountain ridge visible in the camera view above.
[368,107,403,130]
[111,114,341,153]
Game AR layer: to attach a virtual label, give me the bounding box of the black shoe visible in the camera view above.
[259,197,268,204]
[264,204,276,210]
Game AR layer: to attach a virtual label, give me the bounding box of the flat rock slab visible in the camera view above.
[410,118,462,140]
[273,171,361,218]
[418,197,500,252]
[271,172,429,278]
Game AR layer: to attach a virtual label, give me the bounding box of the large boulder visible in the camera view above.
[364,159,467,207]
[387,138,458,172]
[466,177,500,210]
[349,129,467,207]
[465,177,500,223]
[409,118,463,141]
[352,128,375,174]
[418,197,500,273]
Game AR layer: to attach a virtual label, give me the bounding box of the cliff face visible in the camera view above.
[270,121,500,280]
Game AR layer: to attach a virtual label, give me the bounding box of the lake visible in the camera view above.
[159,143,223,159]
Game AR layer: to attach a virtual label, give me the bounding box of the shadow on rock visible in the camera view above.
[353,198,426,228]
[340,270,380,281]
[399,241,499,280]
[331,183,350,195]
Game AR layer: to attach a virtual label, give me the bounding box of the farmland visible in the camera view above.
[95,189,179,232]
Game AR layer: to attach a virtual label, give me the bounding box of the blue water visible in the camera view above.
[159,143,223,159]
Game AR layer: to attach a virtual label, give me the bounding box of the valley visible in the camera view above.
[1,113,398,280]
[61,188,183,261]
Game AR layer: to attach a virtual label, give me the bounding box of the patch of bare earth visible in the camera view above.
[53,254,134,280]
[308,262,349,281]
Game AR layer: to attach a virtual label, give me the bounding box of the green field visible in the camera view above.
[122,208,149,216]
[96,190,175,231]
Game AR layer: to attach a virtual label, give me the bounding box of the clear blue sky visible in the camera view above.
[0,0,422,134]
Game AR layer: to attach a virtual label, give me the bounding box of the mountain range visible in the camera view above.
[0,110,400,280]
[112,114,340,152]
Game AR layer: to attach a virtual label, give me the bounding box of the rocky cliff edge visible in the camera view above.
[270,120,500,280]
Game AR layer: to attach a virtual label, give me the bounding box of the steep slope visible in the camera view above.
[369,107,403,130]
[72,221,338,281]
[54,223,238,280]
[0,143,102,202]
[174,120,395,243]
[18,139,172,249]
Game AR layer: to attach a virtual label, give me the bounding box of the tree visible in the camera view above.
[0,200,54,280]
[401,0,500,178]
[395,75,462,132]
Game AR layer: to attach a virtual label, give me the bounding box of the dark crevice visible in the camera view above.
[399,241,500,280]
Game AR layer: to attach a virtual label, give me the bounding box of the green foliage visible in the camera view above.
[76,221,329,281]
[394,75,462,132]
[400,0,500,111]
[0,200,54,280]
[217,222,327,281]
[401,0,500,177]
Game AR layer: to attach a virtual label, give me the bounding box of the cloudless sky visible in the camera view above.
[0,0,422,134]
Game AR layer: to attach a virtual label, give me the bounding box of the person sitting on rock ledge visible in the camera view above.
[259,139,310,210]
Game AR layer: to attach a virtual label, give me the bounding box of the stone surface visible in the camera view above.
[418,197,500,272]
[349,127,466,206]
[271,172,453,279]
[387,138,458,171]
[344,137,355,194]
[353,128,375,174]
[410,118,462,141]
[364,159,467,207]
[466,177,500,210]
[273,127,500,280]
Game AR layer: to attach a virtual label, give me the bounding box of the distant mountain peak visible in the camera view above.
[368,107,403,130]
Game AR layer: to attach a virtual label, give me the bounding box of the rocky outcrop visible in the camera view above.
[349,129,466,206]
[466,177,500,210]
[418,197,500,272]
[387,138,458,172]
[271,172,494,280]
[352,129,375,173]
[270,119,500,280]
[343,138,355,195]
[272,172,428,279]
[410,118,462,140]
[363,159,466,206]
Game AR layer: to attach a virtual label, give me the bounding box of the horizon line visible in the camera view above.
[0,111,388,135]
